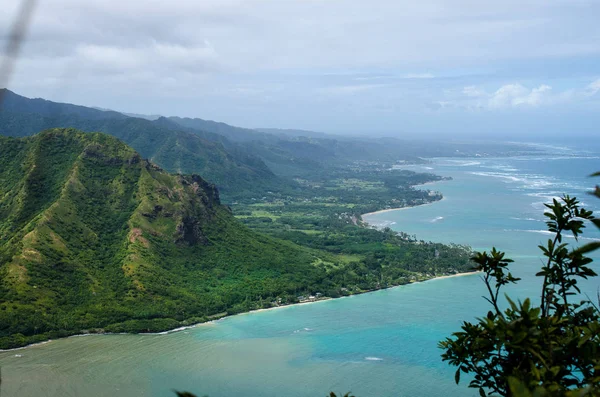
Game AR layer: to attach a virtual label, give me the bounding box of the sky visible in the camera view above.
[1,0,600,139]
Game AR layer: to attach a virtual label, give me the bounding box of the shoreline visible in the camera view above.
[0,269,480,353]
[423,270,481,281]
[361,196,447,219]
[2,178,469,353]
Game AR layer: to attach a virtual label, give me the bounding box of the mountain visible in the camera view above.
[256,127,332,139]
[168,116,429,169]
[168,116,273,143]
[0,90,284,200]
[0,129,334,349]
[0,89,126,120]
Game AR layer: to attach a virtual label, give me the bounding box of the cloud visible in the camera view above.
[462,86,486,98]
[1,0,600,134]
[488,83,552,108]
[450,83,567,110]
[433,78,600,112]
[587,79,600,96]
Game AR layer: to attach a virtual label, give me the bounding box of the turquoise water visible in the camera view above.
[1,152,599,397]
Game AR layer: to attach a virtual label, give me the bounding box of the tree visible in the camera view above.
[440,174,600,397]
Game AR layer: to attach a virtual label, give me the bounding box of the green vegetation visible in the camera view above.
[440,180,600,396]
[0,129,473,349]
[1,89,544,204]
[231,163,466,287]
[0,93,282,201]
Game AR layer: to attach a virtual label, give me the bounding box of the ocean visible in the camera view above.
[1,148,599,397]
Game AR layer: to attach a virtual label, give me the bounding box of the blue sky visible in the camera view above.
[2,0,600,139]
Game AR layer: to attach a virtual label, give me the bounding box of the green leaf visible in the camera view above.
[575,241,600,255]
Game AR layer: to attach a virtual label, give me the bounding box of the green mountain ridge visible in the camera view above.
[0,93,284,200]
[0,89,126,121]
[0,129,474,350]
[0,129,329,348]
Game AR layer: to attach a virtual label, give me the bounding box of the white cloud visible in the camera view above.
[488,83,552,108]
[586,79,600,96]
[2,0,599,133]
[455,83,559,110]
[462,85,486,98]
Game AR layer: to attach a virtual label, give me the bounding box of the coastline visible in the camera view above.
[424,270,481,281]
[0,269,480,353]
[2,185,471,353]
[361,196,447,219]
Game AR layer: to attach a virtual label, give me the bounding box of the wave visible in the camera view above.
[443,160,481,167]
[370,220,397,228]
[523,230,600,242]
[512,155,600,161]
[154,325,199,335]
[364,357,383,361]
[430,216,444,223]
[526,191,563,198]
[510,217,541,222]
[504,229,600,242]
[470,171,558,191]
[481,164,519,172]
[293,327,313,334]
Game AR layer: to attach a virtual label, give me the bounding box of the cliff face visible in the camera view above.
[0,128,324,349]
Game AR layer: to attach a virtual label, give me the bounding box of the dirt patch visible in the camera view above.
[129,228,150,247]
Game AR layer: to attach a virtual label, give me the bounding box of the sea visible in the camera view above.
[1,144,599,397]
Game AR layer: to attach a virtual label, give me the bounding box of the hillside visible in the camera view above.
[0,129,327,348]
[0,88,126,121]
[0,129,474,349]
[0,92,285,200]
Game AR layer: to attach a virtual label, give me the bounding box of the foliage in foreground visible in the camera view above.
[440,176,600,396]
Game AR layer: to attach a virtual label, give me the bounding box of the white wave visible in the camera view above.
[430,216,444,223]
[438,159,482,167]
[370,220,397,228]
[365,357,383,361]
[471,171,558,191]
[154,325,199,335]
[524,229,554,236]
[504,229,600,242]
[293,327,313,334]
[526,191,562,198]
[510,217,540,222]
[470,171,521,182]
[482,164,519,172]
[531,201,548,210]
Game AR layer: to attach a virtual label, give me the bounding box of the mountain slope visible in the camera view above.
[0,129,329,348]
[168,116,273,143]
[0,92,284,199]
[0,88,126,120]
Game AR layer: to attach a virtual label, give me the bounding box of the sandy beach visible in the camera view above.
[424,270,482,281]
[361,196,447,219]
[0,267,481,352]
[2,194,475,352]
